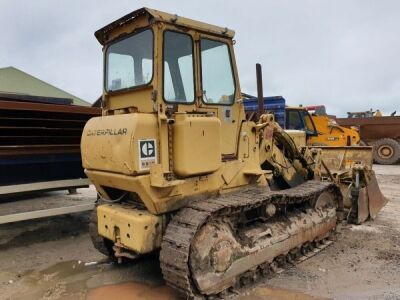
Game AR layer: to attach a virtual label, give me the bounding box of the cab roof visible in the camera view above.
[95,7,235,45]
[286,106,306,110]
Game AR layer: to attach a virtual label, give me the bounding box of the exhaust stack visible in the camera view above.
[256,63,264,118]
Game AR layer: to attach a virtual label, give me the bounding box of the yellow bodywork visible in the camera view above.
[81,8,319,256]
[308,115,360,146]
[82,114,158,175]
[173,113,221,177]
[97,204,164,254]
[82,116,265,216]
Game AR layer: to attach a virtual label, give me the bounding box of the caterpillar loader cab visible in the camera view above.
[82,8,273,215]
[81,8,384,298]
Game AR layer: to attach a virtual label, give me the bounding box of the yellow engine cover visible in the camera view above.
[173,113,221,177]
[81,113,158,175]
[97,204,164,254]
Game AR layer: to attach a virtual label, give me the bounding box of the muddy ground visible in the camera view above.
[0,165,399,300]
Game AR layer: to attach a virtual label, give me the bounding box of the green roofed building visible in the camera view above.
[0,66,89,106]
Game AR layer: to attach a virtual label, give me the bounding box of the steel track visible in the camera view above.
[160,180,342,299]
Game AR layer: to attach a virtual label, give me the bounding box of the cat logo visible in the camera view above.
[138,139,157,170]
[140,140,155,158]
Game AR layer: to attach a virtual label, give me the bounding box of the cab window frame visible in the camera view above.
[162,29,196,105]
[104,28,155,94]
[300,110,318,135]
[199,37,237,106]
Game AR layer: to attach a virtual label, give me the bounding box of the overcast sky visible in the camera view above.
[1,0,399,116]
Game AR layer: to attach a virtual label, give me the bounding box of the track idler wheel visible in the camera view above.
[190,222,241,294]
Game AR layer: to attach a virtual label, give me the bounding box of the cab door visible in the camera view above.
[198,36,241,157]
[162,30,222,177]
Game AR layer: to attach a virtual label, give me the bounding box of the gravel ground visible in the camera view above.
[0,165,399,300]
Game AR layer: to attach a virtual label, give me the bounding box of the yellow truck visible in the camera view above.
[243,98,360,146]
[286,106,360,146]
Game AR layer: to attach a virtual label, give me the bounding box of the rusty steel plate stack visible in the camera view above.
[0,94,100,195]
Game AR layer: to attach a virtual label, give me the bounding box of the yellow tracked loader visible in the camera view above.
[81,8,387,298]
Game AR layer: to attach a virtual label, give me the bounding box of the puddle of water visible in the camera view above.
[11,260,106,300]
[240,286,332,300]
[10,259,331,300]
[86,282,182,300]
[42,260,87,276]
[20,260,98,286]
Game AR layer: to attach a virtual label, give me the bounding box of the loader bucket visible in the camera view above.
[351,187,369,224]
[348,172,388,224]
[367,172,388,219]
[313,146,388,223]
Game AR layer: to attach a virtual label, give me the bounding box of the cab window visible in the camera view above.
[163,31,195,103]
[106,29,153,92]
[287,110,304,130]
[200,39,235,105]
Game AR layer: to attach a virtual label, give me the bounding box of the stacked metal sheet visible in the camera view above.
[0,94,101,195]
